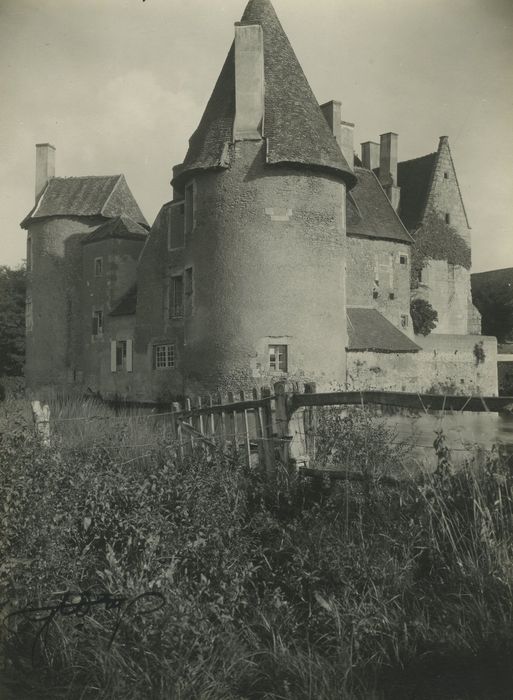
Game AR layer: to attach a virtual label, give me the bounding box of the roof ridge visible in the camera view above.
[51,174,122,181]
[398,152,436,166]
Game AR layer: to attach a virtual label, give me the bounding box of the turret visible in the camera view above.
[165,0,354,393]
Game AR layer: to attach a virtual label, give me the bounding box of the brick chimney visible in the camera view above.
[233,22,265,141]
[320,101,354,170]
[361,141,380,171]
[379,133,400,211]
[35,143,55,202]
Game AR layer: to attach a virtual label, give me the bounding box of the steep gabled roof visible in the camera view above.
[174,0,355,189]
[82,215,148,245]
[110,284,138,317]
[347,167,413,244]
[21,174,148,228]
[347,307,420,353]
[397,153,437,231]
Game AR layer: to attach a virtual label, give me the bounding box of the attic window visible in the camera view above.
[445,213,451,224]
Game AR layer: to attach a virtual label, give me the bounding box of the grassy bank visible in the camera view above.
[1,399,513,698]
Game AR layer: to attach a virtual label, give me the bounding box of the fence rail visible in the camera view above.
[32,384,513,479]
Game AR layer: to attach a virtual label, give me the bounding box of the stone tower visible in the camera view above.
[21,145,147,391]
[166,0,356,393]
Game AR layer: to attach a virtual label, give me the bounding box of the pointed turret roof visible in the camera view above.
[173,0,355,189]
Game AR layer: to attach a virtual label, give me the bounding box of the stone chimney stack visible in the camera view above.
[379,132,400,211]
[320,101,354,170]
[361,141,380,171]
[233,22,265,141]
[35,143,55,202]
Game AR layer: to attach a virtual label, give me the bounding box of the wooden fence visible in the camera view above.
[32,384,513,479]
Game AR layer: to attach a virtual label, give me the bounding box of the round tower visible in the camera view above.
[171,0,356,394]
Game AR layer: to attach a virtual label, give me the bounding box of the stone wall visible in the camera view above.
[80,237,143,392]
[346,235,413,335]
[133,139,348,400]
[347,334,498,395]
[25,216,102,392]
[413,259,471,335]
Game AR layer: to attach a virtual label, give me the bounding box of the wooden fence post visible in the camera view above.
[31,400,50,447]
[274,382,310,469]
[304,382,317,463]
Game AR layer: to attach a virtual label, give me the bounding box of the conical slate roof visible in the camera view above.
[174,0,355,189]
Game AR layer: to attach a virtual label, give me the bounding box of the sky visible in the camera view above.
[0,0,512,272]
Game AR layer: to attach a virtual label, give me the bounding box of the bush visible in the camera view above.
[410,297,438,335]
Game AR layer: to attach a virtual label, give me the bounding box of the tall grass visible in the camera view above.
[1,400,513,698]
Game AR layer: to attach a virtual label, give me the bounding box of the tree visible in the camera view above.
[410,298,438,336]
[0,265,26,376]
[471,272,513,343]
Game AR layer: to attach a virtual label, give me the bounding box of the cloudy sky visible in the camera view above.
[1,0,511,272]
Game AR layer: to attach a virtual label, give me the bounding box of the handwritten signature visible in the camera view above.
[4,590,166,662]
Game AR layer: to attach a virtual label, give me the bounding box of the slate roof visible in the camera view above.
[82,215,148,245]
[347,307,420,353]
[22,175,148,228]
[396,153,436,231]
[174,0,355,189]
[110,285,138,317]
[347,167,413,243]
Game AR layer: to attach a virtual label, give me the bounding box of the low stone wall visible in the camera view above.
[347,334,498,395]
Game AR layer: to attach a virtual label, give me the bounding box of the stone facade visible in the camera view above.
[346,236,413,335]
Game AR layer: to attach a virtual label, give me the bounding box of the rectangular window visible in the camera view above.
[94,257,103,277]
[92,309,103,336]
[170,275,184,318]
[185,182,195,235]
[401,315,409,328]
[444,172,449,179]
[445,213,451,224]
[399,254,407,265]
[185,267,193,317]
[154,344,175,369]
[27,236,32,272]
[389,292,395,300]
[269,344,288,372]
[111,339,133,372]
[26,296,33,332]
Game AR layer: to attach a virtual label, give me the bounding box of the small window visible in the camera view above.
[26,296,33,332]
[399,254,407,265]
[116,340,127,371]
[269,344,288,372]
[444,172,449,179]
[185,182,195,235]
[389,292,395,300]
[170,275,184,318]
[94,257,103,277]
[27,235,32,272]
[185,267,193,316]
[373,288,379,299]
[401,315,409,328]
[92,309,103,336]
[154,344,175,369]
[445,213,451,224]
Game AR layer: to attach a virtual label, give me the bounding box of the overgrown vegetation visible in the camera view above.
[411,213,471,288]
[1,400,513,699]
[410,297,439,336]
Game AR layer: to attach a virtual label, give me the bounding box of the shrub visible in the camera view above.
[410,297,438,335]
